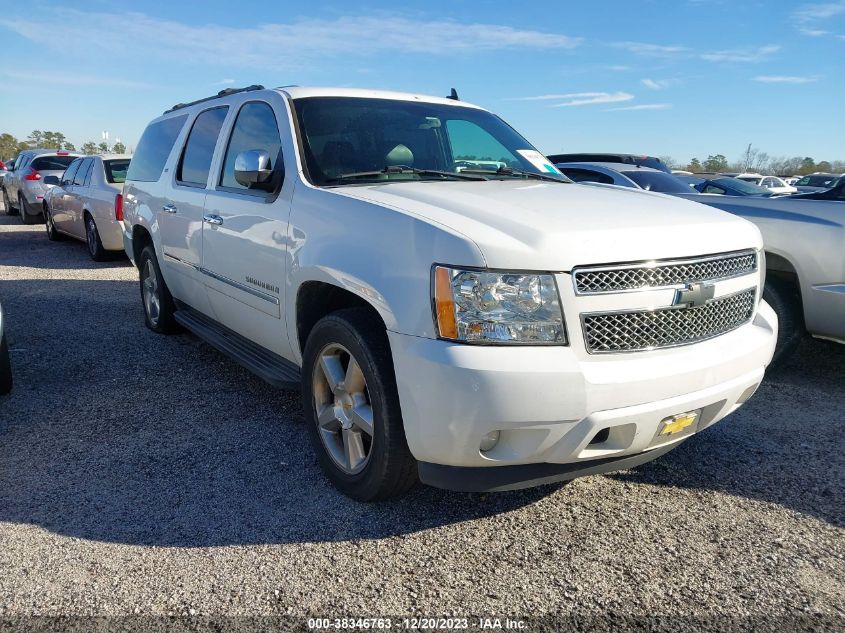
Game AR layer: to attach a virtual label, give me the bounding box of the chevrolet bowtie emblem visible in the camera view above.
[673,282,715,308]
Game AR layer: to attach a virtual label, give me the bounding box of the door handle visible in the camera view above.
[162,204,177,214]
[203,214,223,226]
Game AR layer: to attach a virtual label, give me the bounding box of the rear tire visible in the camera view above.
[138,245,180,334]
[763,278,804,366]
[19,194,39,225]
[302,308,417,501]
[0,331,12,395]
[44,205,65,241]
[85,214,108,261]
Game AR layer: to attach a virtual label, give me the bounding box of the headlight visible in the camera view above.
[433,266,566,345]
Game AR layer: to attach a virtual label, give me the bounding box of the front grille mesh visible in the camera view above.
[583,288,756,353]
[574,251,757,294]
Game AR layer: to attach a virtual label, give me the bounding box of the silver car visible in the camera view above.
[1,149,81,224]
[41,154,130,260]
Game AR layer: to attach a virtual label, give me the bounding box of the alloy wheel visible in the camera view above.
[86,218,98,255]
[312,343,375,474]
[142,260,161,326]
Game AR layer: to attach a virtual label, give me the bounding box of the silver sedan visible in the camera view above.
[42,154,130,261]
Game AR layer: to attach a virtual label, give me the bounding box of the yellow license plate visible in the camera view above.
[660,411,699,436]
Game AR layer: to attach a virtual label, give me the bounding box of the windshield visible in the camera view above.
[624,170,692,193]
[104,159,130,184]
[798,174,836,187]
[292,97,566,186]
[715,177,772,196]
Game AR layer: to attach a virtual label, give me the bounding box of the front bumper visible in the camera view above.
[389,301,777,490]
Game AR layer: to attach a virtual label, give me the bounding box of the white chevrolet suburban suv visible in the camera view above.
[123,85,777,501]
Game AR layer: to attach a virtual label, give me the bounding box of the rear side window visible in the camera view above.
[127,114,188,182]
[73,159,92,186]
[177,107,228,186]
[104,159,131,184]
[61,159,82,186]
[31,155,77,171]
[220,102,282,192]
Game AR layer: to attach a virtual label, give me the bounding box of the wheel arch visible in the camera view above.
[295,281,388,360]
[131,224,154,269]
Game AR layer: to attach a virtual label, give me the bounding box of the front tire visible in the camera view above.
[138,245,180,334]
[763,278,804,365]
[44,205,64,241]
[85,214,108,261]
[302,308,417,501]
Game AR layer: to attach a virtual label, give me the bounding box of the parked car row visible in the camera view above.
[553,159,845,363]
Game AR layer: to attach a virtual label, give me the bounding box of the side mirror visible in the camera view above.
[234,150,273,187]
[43,175,61,186]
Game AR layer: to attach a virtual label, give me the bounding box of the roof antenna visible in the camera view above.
[447,88,459,101]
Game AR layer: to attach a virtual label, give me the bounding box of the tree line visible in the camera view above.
[0,131,127,161]
[662,145,845,176]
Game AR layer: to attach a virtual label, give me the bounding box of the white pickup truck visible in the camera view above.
[122,85,777,500]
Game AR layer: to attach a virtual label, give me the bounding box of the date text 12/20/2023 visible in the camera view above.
[307,617,527,630]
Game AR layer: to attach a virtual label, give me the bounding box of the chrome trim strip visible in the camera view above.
[572,249,758,295]
[201,268,281,305]
[163,252,197,269]
[579,287,758,354]
[163,253,280,305]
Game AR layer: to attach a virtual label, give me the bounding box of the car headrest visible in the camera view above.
[385,144,413,167]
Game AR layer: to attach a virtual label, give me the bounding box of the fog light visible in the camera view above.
[479,430,501,452]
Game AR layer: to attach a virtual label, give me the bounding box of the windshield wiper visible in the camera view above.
[332,165,486,183]
[459,165,567,183]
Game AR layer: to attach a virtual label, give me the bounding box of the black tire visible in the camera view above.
[138,245,180,334]
[763,278,804,366]
[44,205,65,241]
[1,188,15,216]
[84,214,108,261]
[0,331,12,395]
[19,194,39,225]
[302,308,417,501]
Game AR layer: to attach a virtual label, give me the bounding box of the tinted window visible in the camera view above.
[702,184,726,195]
[714,177,770,196]
[178,107,228,186]
[294,97,564,186]
[220,102,282,191]
[104,159,131,184]
[73,159,92,186]
[127,114,189,182]
[31,155,77,171]
[61,159,82,186]
[559,168,614,185]
[800,174,836,187]
[624,170,691,193]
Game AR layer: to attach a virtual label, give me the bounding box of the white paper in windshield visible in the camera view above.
[516,149,563,175]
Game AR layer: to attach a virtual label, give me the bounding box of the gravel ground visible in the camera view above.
[0,207,843,630]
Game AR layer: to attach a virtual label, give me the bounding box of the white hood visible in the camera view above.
[334,180,762,270]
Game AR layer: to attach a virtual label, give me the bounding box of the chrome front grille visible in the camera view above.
[582,288,756,353]
[574,250,757,294]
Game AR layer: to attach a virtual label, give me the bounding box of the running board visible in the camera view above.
[174,307,301,390]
